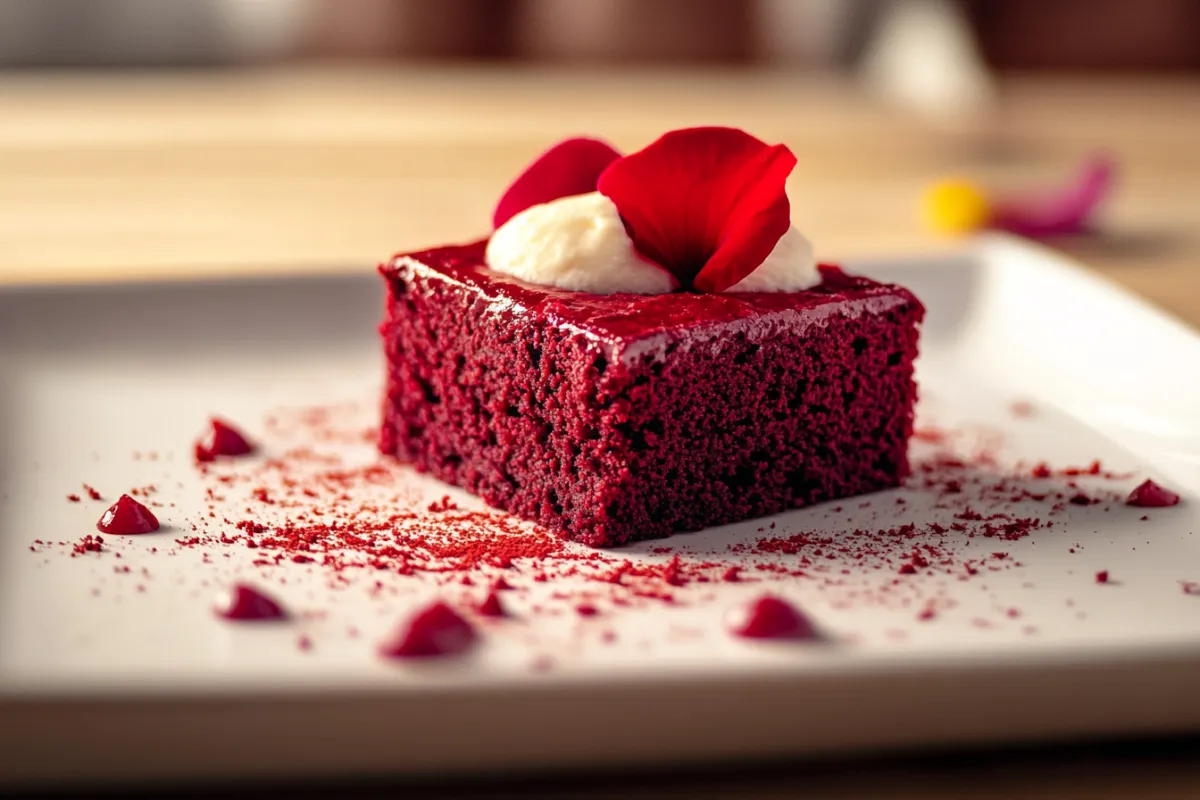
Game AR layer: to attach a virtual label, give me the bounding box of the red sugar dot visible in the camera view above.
[1126,479,1180,508]
[727,595,818,641]
[194,418,255,464]
[477,591,507,618]
[379,601,476,659]
[1095,570,1110,585]
[214,583,287,621]
[96,494,160,535]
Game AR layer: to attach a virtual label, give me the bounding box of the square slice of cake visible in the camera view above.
[378,240,923,548]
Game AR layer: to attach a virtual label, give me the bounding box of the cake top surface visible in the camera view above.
[383,241,921,363]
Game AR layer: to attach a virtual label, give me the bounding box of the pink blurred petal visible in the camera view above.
[990,156,1115,238]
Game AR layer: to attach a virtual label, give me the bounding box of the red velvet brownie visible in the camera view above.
[379,241,923,547]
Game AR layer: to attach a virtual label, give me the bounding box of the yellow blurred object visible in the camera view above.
[921,178,991,235]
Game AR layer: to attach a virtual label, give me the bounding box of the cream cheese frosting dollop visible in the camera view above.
[486,191,820,295]
[485,192,677,295]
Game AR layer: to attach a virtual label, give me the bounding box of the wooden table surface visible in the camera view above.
[3,66,1200,797]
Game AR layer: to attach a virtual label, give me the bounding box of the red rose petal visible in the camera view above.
[598,127,796,293]
[493,137,623,229]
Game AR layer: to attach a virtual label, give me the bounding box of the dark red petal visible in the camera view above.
[597,127,796,292]
[493,137,623,229]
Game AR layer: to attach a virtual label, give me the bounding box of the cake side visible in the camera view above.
[590,285,923,546]
[380,248,923,547]
[380,255,630,539]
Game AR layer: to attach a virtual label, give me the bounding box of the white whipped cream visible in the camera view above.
[724,225,819,293]
[485,192,677,295]
[485,190,819,295]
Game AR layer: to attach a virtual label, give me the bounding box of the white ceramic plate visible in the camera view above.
[2,234,1198,788]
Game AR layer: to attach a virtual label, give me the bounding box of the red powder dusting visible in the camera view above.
[297,635,313,652]
[427,495,459,513]
[379,601,476,659]
[916,607,936,621]
[72,535,104,555]
[84,484,103,501]
[1126,480,1180,508]
[477,591,507,618]
[64,403,1150,644]
[575,603,599,617]
[1095,570,1110,585]
[97,494,160,535]
[66,494,81,503]
[728,595,817,641]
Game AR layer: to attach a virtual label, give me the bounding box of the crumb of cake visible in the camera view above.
[72,535,104,556]
[1095,570,1110,584]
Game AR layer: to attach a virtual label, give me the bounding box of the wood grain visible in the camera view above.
[1,66,1198,324]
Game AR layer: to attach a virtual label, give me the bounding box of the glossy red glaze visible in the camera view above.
[1126,479,1180,508]
[214,583,287,621]
[195,418,255,463]
[380,601,476,659]
[96,494,160,535]
[728,595,818,640]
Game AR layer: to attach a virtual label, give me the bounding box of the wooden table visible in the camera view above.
[2,65,1199,323]
[2,66,1199,796]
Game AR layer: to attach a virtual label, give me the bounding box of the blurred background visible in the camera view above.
[0,0,1197,316]
[2,0,1198,69]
